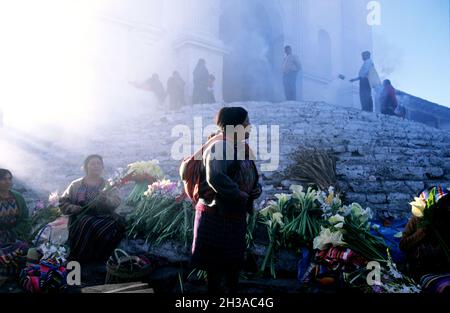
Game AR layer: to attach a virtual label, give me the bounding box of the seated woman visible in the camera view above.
[60,155,125,263]
[399,187,450,285]
[0,169,30,276]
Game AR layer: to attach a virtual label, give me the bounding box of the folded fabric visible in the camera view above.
[316,246,366,268]
[420,273,450,294]
[19,258,67,293]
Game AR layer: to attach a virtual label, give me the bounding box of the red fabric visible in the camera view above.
[385,85,398,109]
[180,134,225,203]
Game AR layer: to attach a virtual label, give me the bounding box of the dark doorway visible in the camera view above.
[219,0,284,102]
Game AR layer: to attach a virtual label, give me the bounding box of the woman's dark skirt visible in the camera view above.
[68,214,125,263]
[191,207,247,271]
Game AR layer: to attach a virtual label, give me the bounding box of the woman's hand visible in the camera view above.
[238,191,250,206]
[68,205,83,215]
[250,183,262,199]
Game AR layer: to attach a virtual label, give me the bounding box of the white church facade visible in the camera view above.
[94,0,374,107]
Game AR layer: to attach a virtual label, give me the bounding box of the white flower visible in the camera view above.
[290,185,304,194]
[394,232,403,238]
[410,197,426,218]
[274,193,291,202]
[290,185,305,199]
[127,160,164,179]
[328,214,345,225]
[313,227,346,250]
[350,203,363,216]
[272,212,284,227]
[260,202,279,217]
[358,207,372,224]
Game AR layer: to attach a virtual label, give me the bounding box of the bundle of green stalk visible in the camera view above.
[123,160,165,206]
[257,185,323,278]
[342,213,388,263]
[126,179,194,247]
[280,186,323,247]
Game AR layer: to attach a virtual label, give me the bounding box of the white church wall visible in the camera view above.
[88,0,374,107]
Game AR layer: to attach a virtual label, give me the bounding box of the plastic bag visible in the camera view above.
[34,216,69,246]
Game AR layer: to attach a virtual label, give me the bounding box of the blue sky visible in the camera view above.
[373,0,450,107]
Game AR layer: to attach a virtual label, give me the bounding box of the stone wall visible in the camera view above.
[3,101,450,214]
[397,91,450,130]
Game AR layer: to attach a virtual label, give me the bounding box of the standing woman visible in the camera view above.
[0,169,30,275]
[192,59,210,105]
[191,107,262,294]
[60,155,125,263]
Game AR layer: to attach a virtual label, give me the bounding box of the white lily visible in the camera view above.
[290,185,305,199]
[409,197,426,218]
[350,203,363,216]
[272,212,284,227]
[313,227,346,250]
[259,202,279,217]
[328,214,345,225]
[274,193,291,202]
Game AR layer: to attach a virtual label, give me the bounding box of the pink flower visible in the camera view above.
[35,200,45,210]
[48,192,59,207]
[145,180,179,198]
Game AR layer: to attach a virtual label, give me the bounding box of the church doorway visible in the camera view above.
[219,0,284,102]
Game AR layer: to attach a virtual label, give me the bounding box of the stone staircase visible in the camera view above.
[1,101,449,214]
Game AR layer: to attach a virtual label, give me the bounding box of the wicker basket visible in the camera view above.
[105,249,154,284]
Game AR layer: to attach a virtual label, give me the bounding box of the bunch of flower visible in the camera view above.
[258,195,286,278]
[124,160,165,206]
[126,179,193,247]
[125,160,164,182]
[313,188,387,263]
[144,179,179,198]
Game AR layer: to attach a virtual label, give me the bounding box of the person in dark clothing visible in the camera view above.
[192,59,211,104]
[380,79,398,116]
[350,51,381,112]
[130,73,166,105]
[167,71,186,110]
[191,107,262,294]
[146,74,166,105]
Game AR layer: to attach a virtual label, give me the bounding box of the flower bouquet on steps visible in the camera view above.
[123,160,165,206]
[126,179,194,247]
[256,185,324,279]
[314,188,388,264]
